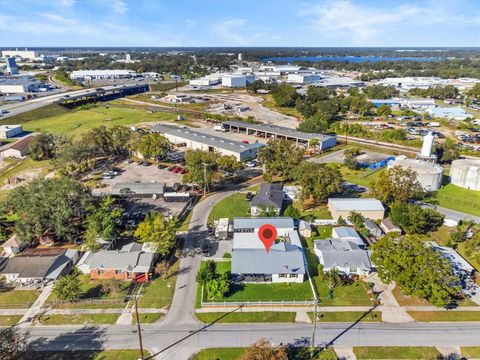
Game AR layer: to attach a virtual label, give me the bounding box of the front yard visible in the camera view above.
[17,350,151,360]
[353,347,441,360]
[308,311,381,322]
[33,313,120,325]
[407,311,480,322]
[44,274,131,309]
[195,311,296,323]
[0,288,41,309]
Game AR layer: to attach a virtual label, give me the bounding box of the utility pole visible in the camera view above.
[134,295,144,360]
[311,298,319,355]
[201,162,211,195]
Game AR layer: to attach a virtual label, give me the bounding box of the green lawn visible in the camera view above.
[300,204,332,220]
[0,315,22,326]
[353,347,441,359]
[436,183,480,217]
[6,103,180,137]
[177,209,193,232]
[308,311,381,322]
[192,347,337,360]
[17,350,151,360]
[457,240,480,272]
[407,311,480,322]
[134,312,164,324]
[198,261,314,303]
[329,164,385,188]
[2,104,69,124]
[137,273,177,309]
[195,311,296,323]
[261,95,302,118]
[208,193,251,222]
[461,347,480,358]
[33,313,120,325]
[45,274,130,309]
[0,289,41,309]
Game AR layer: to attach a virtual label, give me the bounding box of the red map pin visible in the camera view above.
[258,224,277,253]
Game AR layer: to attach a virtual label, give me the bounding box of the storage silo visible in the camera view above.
[450,159,480,191]
[387,158,444,191]
[421,132,435,158]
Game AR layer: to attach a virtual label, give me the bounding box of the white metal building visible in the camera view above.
[387,158,444,191]
[0,125,23,139]
[222,74,247,88]
[151,124,263,161]
[450,159,480,191]
[69,70,137,81]
[2,50,39,60]
[0,75,41,93]
[287,73,322,84]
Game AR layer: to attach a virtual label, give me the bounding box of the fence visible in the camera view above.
[201,299,316,307]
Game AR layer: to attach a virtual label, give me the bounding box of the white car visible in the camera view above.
[245,161,256,168]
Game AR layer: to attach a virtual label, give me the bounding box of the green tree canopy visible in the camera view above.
[182,149,219,190]
[133,132,171,160]
[4,177,92,244]
[258,139,305,182]
[390,202,444,234]
[29,132,68,161]
[52,274,81,301]
[371,165,425,204]
[293,163,343,205]
[134,212,177,255]
[372,235,460,307]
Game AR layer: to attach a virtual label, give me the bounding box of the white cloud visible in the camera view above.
[58,0,75,6]
[185,19,197,28]
[112,0,128,15]
[212,18,271,45]
[42,13,75,25]
[300,1,426,44]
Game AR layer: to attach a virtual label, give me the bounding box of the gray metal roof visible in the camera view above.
[332,227,361,240]
[364,219,381,231]
[151,124,263,154]
[328,198,385,212]
[3,256,58,278]
[233,217,294,230]
[0,75,40,86]
[112,182,166,195]
[82,250,155,273]
[232,242,306,275]
[314,239,371,270]
[223,120,335,142]
[250,183,284,209]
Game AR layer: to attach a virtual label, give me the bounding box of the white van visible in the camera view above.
[214,125,226,132]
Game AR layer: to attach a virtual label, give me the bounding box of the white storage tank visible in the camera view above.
[387,158,444,191]
[450,159,480,191]
[421,132,435,158]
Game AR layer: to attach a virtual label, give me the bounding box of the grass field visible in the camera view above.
[18,350,151,360]
[196,311,296,323]
[0,158,52,188]
[133,312,164,324]
[45,274,130,309]
[461,347,480,358]
[337,165,385,188]
[436,183,480,216]
[308,311,381,322]
[457,240,480,272]
[208,193,251,222]
[0,315,22,326]
[0,289,41,309]
[407,311,480,322]
[33,313,120,325]
[392,285,476,307]
[192,347,338,360]
[261,95,302,118]
[353,346,441,359]
[5,103,180,137]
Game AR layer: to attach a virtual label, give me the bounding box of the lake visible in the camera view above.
[263,56,441,63]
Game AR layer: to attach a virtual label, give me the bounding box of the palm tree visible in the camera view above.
[323,269,342,299]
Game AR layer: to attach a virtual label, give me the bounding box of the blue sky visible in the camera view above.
[1,0,480,47]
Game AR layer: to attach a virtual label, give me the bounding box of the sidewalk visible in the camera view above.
[17,283,53,327]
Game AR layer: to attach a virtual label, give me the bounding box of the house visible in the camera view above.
[250,183,285,216]
[364,219,383,238]
[380,218,402,234]
[231,217,306,283]
[314,238,372,276]
[2,248,78,285]
[1,135,35,158]
[327,198,385,221]
[77,246,157,282]
[2,234,25,255]
[331,226,365,247]
[233,217,295,236]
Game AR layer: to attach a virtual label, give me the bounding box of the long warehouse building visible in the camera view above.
[222,120,337,150]
[151,124,263,161]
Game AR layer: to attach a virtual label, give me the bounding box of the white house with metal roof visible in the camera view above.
[314,238,372,276]
[231,217,306,283]
[332,226,365,247]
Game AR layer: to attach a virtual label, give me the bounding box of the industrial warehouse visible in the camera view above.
[222,120,337,150]
[151,124,264,161]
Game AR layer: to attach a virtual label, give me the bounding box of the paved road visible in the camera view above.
[26,322,480,358]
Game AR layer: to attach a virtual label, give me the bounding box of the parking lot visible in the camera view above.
[100,161,184,192]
